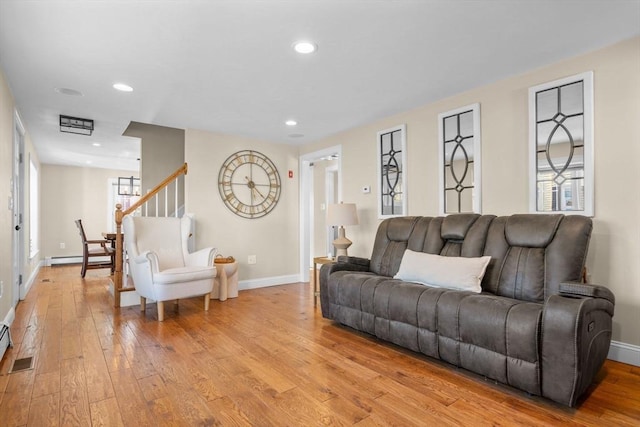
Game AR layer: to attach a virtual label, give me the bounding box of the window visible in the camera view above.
[529,72,594,216]
[377,125,407,218]
[29,157,38,258]
[438,103,482,214]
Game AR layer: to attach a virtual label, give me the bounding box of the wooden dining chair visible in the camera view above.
[74,219,115,278]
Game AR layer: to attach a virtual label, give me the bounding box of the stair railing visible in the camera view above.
[112,162,188,307]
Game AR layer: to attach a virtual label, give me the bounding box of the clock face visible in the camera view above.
[218,150,281,219]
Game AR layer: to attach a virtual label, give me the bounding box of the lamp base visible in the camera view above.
[332,226,352,257]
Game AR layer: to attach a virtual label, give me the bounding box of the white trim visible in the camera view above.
[238,274,300,291]
[20,260,42,300]
[325,164,338,257]
[438,103,482,215]
[299,145,342,283]
[114,274,302,307]
[528,71,594,216]
[608,340,640,367]
[2,307,16,327]
[377,124,407,219]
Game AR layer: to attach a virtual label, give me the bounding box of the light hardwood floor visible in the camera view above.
[0,266,638,426]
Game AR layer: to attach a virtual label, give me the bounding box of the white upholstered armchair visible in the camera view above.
[123,214,217,321]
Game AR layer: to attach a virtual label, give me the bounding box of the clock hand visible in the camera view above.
[245,176,266,199]
[253,186,265,199]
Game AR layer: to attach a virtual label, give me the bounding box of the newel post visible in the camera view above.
[114,203,124,307]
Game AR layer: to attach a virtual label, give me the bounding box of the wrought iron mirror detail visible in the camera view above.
[438,103,481,214]
[529,72,594,216]
[377,125,407,218]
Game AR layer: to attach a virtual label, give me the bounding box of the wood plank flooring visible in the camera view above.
[0,265,638,426]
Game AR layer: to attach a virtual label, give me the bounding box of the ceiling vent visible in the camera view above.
[60,115,94,136]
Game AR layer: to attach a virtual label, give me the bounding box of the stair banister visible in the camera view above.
[113,162,188,307]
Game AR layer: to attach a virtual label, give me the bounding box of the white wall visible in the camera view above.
[0,67,41,319]
[301,37,640,347]
[40,164,136,259]
[184,128,300,282]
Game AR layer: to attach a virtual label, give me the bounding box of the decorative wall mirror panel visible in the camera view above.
[438,103,482,215]
[377,124,407,218]
[528,72,594,216]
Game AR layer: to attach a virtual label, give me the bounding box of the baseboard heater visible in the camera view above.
[0,324,11,363]
[46,256,82,266]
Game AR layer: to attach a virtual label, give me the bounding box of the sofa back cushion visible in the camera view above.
[369,214,591,302]
[369,214,494,277]
[482,214,592,302]
[369,217,420,276]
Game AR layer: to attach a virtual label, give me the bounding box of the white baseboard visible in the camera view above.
[111,274,299,308]
[239,274,300,291]
[20,260,43,300]
[608,340,640,367]
[2,306,15,327]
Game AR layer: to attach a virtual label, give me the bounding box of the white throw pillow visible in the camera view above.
[393,249,491,293]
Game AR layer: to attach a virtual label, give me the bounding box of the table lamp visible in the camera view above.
[327,202,359,257]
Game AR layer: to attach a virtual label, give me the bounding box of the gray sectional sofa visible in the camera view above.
[319,214,615,407]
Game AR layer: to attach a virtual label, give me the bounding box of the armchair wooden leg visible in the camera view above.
[140,297,146,312]
[158,301,165,322]
[204,293,211,311]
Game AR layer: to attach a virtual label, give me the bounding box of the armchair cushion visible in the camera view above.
[154,265,216,285]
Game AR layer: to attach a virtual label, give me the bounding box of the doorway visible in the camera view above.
[299,145,341,282]
[12,111,25,305]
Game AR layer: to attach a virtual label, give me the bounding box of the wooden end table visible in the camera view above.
[312,257,335,307]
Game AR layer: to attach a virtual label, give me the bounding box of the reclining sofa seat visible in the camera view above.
[320,214,615,407]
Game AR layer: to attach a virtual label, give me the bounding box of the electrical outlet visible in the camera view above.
[247,255,257,265]
[0,280,3,299]
[59,242,65,249]
[362,185,371,194]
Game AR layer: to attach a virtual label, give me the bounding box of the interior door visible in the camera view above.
[12,113,25,305]
[325,165,338,257]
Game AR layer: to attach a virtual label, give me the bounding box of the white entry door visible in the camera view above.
[12,112,25,305]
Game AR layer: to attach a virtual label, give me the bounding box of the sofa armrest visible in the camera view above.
[559,282,615,305]
[318,257,371,318]
[335,255,370,269]
[541,287,615,406]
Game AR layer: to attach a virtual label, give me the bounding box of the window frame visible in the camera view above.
[528,71,594,216]
[376,124,408,219]
[437,103,482,215]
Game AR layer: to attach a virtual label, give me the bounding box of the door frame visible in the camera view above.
[299,145,342,282]
[12,110,25,304]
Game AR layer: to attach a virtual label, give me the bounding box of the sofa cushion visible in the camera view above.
[505,214,562,248]
[394,250,490,293]
[441,214,480,240]
[327,270,387,334]
[369,217,420,277]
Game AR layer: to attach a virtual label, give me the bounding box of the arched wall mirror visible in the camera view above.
[528,72,594,216]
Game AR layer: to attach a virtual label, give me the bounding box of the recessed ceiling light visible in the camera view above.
[92,143,101,147]
[293,41,317,54]
[285,120,298,126]
[113,83,133,92]
[55,87,83,96]
[86,160,92,164]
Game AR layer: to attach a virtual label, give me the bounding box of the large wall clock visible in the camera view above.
[218,150,281,219]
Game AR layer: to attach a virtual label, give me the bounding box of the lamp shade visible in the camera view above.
[327,203,359,226]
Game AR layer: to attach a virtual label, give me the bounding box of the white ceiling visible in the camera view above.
[1,0,638,171]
